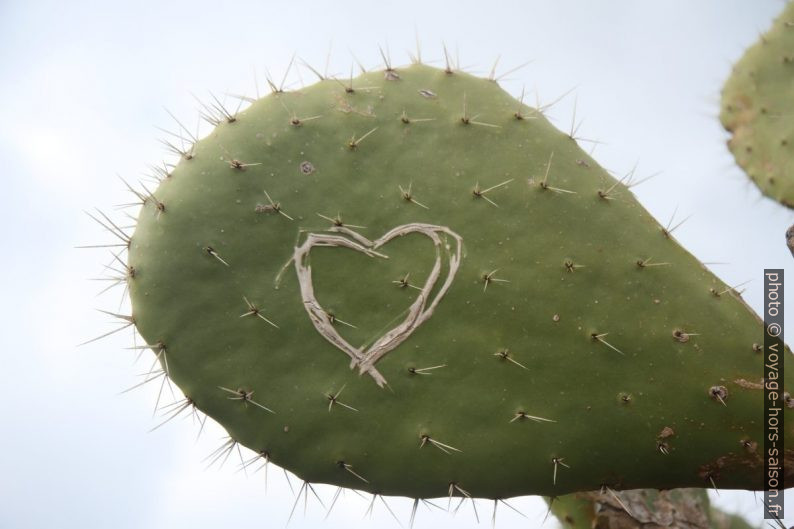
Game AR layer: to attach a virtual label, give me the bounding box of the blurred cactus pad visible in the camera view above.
[126,61,792,500]
[721,1,794,207]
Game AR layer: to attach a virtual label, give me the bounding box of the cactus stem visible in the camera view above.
[420,434,461,454]
[481,269,509,292]
[240,296,279,329]
[494,349,528,370]
[591,332,625,356]
[552,457,569,485]
[326,385,358,412]
[218,386,275,414]
[398,182,429,209]
[203,246,229,266]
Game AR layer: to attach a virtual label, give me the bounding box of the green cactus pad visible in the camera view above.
[127,62,791,500]
[721,2,794,207]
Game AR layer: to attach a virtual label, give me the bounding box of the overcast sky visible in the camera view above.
[1,1,792,528]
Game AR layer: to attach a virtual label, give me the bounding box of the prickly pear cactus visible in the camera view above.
[123,61,791,501]
[721,1,794,207]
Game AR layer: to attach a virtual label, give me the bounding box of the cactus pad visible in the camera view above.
[126,62,791,500]
[721,2,794,207]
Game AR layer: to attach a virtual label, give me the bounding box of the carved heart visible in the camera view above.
[292,223,462,387]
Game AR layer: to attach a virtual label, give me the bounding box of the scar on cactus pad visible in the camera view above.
[99,57,793,504]
[721,1,794,208]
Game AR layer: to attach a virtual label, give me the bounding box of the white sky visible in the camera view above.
[1,0,792,527]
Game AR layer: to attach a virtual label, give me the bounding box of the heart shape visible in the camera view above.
[291,223,463,386]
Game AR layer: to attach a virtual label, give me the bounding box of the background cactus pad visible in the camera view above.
[721,1,794,208]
